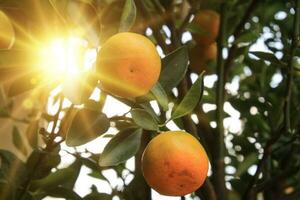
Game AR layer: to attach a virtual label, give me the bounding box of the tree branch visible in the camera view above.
[284,0,300,133]
[212,2,228,200]
[195,179,217,200]
[133,131,152,200]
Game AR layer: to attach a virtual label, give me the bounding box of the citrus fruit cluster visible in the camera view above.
[97,32,209,196]
[190,10,220,74]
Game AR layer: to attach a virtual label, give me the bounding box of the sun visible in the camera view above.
[37,36,97,82]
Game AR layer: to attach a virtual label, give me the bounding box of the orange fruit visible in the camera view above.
[0,10,15,49]
[142,131,209,196]
[97,32,161,98]
[189,42,217,74]
[191,10,220,45]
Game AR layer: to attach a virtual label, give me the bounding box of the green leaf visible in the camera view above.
[99,128,142,167]
[0,107,9,117]
[123,172,148,199]
[44,186,82,200]
[26,149,61,179]
[26,150,42,173]
[235,31,259,44]
[131,108,159,131]
[25,120,39,148]
[114,119,134,131]
[60,107,78,138]
[119,0,136,32]
[235,153,257,177]
[228,191,240,200]
[140,102,160,122]
[80,157,106,177]
[250,51,286,67]
[158,46,189,92]
[185,23,209,36]
[31,161,81,190]
[135,92,155,103]
[171,72,204,120]
[12,126,27,155]
[0,150,27,194]
[84,192,111,200]
[66,109,110,146]
[150,83,168,111]
[88,171,107,180]
[84,98,107,112]
[0,149,24,172]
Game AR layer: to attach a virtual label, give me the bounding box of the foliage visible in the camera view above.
[0,0,300,200]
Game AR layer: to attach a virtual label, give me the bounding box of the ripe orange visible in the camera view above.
[142,131,209,196]
[0,10,15,49]
[97,32,161,98]
[191,10,220,45]
[189,42,217,74]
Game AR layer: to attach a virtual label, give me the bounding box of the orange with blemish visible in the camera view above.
[97,32,161,98]
[142,131,209,196]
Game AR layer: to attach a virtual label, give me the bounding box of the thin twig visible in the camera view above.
[195,179,217,200]
[284,0,300,133]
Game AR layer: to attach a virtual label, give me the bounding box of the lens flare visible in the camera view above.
[37,36,96,82]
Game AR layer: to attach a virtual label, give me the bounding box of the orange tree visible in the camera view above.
[0,0,300,200]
